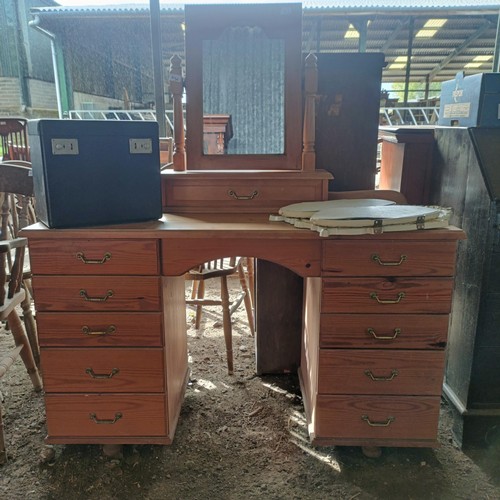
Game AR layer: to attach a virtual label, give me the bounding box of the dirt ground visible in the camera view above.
[1,277,500,500]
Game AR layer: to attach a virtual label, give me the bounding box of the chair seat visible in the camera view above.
[186,259,241,280]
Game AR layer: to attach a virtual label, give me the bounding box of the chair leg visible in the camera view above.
[0,405,6,464]
[245,257,255,307]
[237,261,255,336]
[21,283,40,369]
[6,310,42,392]
[190,280,199,299]
[220,276,233,375]
[195,280,205,329]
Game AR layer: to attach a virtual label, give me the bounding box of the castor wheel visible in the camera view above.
[361,446,382,458]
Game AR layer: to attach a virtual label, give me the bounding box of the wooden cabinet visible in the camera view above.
[30,238,188,445]
[378,127,435,205]
[301,235,461,448]
[315,53,385,192]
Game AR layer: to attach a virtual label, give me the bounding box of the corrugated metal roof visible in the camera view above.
[31,1,500,83]
[32,1,500,15]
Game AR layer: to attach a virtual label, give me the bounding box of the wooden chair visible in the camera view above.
[0,161,39,367]
[0,118,30,162]
[186,257,255,375]
[0,236,42,464]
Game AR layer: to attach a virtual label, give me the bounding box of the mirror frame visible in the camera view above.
[184,3,303,171]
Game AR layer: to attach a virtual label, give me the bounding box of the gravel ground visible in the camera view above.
[1,277,499,499]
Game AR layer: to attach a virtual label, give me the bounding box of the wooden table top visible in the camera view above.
[21,213,466,241]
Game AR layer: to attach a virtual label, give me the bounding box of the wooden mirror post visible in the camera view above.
[169,54,186,172]
[302,52,317,171]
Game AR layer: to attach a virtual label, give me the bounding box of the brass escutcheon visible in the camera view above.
[89,412,123,425]
[367,327,401,340]
[79,289,114,302]
[76,252,111,264]
[370,291,405,305]
[364,369,399,381]
[82,325,116,336]
[227,189,258,200]
[85,367,120,379]
[371,254,407,266]
[361,415,395,427]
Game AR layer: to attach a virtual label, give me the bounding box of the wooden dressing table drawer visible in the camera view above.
[321,277,453,314]
[37,312,163,347]
[315,395,441,444]
[45,394,168,439]
[41,348,165,392]
[318,350,445,396]
[319,313,449,349]
[162,171,330,213]
[29,239,159,275]
[33,276,161,312]
[322,240,457,277]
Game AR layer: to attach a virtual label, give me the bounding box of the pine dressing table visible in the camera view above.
[22,3,465,450]
[23,215,464,447]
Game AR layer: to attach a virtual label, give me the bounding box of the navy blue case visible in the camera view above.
[28,119,162,228]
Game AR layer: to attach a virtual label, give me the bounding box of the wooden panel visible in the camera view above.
[162,276,189,435]
[315,53,385,192]
[322,240,457,277]
[28,239,159,275]
[45,394,167,438]
[320,314,449,350]
[36,312,163,347]
[318,349,445,396]
[32,276,160,312]
[162,171,330,213]
[315,395,440,442]
[162,237,321,278]
[255,260,302,374]
[321,277,453,314]
[300,277,322,419]
[41,348,165,392]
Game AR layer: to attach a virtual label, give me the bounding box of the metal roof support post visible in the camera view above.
[493,11,500,72]
[29,16,72,118]
[149,0,167,138]
[403,17,414,108]
[352,18,368,53]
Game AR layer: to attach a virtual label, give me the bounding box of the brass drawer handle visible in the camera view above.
[82,325,116,336]
[364,369,399,381]
[371,254,407,266]
[370,291,405,304]
[89,412,123,425]
[76,251,112,264]
[361,415,395,427]
[367,327,401,340]
[79,289,114,302]
[85,367,120,379]
[227,189,258,200]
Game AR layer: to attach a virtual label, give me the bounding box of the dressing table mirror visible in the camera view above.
[185,2,302,170]
[163,2,331,214]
